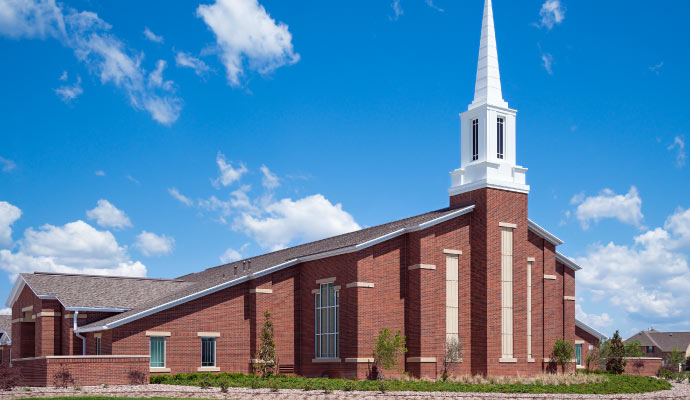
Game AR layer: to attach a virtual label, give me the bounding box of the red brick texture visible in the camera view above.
[575,326,601,370]
[10,187,577,384]
[14,356,149,386]
[624,358,662,376]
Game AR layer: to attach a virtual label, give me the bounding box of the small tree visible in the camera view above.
[370,328,407,380]
[667,347,684,372]
[441,336,463,381]
[624,339,644,357]
[552,338,574,374]
[254,310,278,378]
[584,346,600,371]
[685,356,690,371]
[605,330,626,374]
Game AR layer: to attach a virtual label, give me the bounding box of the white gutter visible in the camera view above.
[65,307,129,313]
[74,311,86,355]
[78,205,476,333]
[575,319,607,341]
[527,219,564,246]
[555,251,582,271]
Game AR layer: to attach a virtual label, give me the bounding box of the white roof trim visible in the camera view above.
[5,276,27,308]
[528,219,563,246]
[556,251,582,271]
[0,331,11,346]
[576,319,607,341]
[78,205,475,333]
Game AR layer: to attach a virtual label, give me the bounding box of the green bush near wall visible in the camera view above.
[150,372,671,394]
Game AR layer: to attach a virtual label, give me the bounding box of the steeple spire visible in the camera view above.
[470,0,508,110]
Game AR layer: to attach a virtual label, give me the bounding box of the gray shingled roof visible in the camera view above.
[0,315,10,336]
[80,203,474,329]
[626,330,690,352]
[22,273,195,310]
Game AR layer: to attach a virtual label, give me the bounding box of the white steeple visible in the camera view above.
[449,0,529,197]
[470,0,508,110]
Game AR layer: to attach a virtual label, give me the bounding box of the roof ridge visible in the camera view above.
[27,272,185,282]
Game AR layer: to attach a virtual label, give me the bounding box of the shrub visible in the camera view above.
[253,310,278,378]
[0,364,22,391]
[605,331,626,374]
[249,376,262,389]
[370,328,407,380]
[343,380,356,391]
[624,339,644,357]
[199,375,213,389]
[150,375,168,384]
[441,336,462,381]
[269,379,280,392]
[656,365,675,380]
[552,338,574,374]
[52,365,75,388]
[584,347,600,371]
[219,378,230,393]
[667,347,685,371]
[127,368,147,385]
[377,380,387,393]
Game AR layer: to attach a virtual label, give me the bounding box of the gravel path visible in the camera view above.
[1,384,689,400]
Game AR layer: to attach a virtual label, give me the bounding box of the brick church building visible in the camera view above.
[5,0,604,386]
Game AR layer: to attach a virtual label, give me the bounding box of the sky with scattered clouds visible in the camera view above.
[1,0,689,335]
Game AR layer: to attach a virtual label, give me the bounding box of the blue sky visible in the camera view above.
[1,0,689,339]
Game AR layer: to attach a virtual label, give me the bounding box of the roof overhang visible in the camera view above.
[575,319,607,341]
[528,219,564,246]
[78,205,476,333]
[556,251,582,271]
[0,331,10,345]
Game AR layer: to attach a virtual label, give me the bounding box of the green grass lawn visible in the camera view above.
[149,372,671,394]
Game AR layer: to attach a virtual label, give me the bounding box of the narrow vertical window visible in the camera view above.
[315,282,339,359]
[527,261,533,360]
[575,344,582,366]
[150,337,166,368]
[472,119,479,161]
[201,337,216,367]
[96,337,101,356]
[501,227,514,360]
[497,117,504,159]
[1,348,3,363]
[446,254,459,344]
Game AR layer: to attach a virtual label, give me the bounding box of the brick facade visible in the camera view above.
[9,187,578,384]
[623,358,663,376]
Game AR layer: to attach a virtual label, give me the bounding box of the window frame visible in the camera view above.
[575,343,582,366]
[472,119,479,161]
[314,282,339,359]
[149,336,166,368]
[201,337,217,367]
[96,337,101,356]
[497,116,505,159]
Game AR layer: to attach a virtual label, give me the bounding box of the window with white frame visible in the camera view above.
[575,344,582,366]
[497,117,505,159]
[201,337,216,367]
[472,119,479,161]
[150,337,166,368]
[501,227,514,359]
[526,260,533,360]
[446,254,459,344]
[315,282,339,359]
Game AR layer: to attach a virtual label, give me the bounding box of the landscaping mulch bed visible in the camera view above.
[1,383,688,400]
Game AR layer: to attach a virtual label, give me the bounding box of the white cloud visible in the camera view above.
[0,307,10,315]
[213,152,247,187]
[576,207,690,327]
[86,199,132,229]
[0,156,16,172]
[235,194,361,251]
[390,0,403,20]
[260,165,279,189]
[196,0,299,86]
[649,61,664,75]
[175,51,211,77]
[572,186,643,229]
[59,70,68,81]
[668,136,686,168]
[55,75,83,102]
[143,26,163,43]
[126,175,140,185]
[0,0,182,124]
[95,170,105,176]
[537,0,565,30]
[0,201,22,247]
[134,231,174,257]
[424,0,444,12]
[168,187,193,207]
[575,304,613,330]
[0,220,147,281]
[541,52,554,75]
[219,247,242,263]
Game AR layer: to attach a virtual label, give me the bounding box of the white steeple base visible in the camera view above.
[448,164,529,197]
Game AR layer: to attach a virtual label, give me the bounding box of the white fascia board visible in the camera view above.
[64,307,129,313]
[527,219,564,246]
[5,276,27,308]
[88,205,476,332]
[575,319,607,341]
[556,251,582,271]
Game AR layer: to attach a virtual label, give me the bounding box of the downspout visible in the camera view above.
[74,311,86,355]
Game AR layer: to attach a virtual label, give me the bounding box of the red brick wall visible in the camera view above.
[575,326,601,370]
[14,356,149,386]
[624,358,662,376]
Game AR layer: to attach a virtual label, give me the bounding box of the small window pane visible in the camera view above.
[201,338,216,367]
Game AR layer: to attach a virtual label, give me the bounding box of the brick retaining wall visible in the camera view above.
[14,356,149,386]
[623,357,662,376]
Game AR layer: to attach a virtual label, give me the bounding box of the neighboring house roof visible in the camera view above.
[626,330,690,352]
[0,315,11,345]
[575,319,607,341]
[6,273,195,311]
